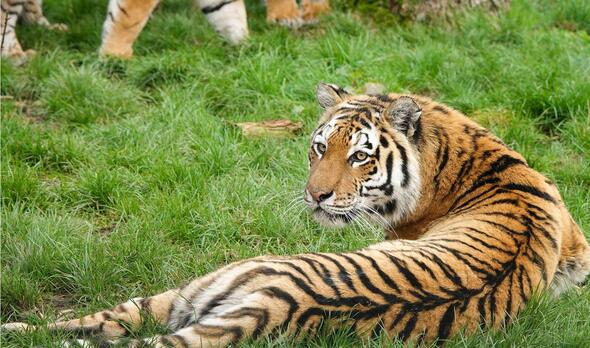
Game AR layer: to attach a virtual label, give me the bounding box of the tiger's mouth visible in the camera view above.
[313,207,356,227]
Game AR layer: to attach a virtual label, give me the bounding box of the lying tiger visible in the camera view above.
[100,0,330,58]
[3,84,589,346]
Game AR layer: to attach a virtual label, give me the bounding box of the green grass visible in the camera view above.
[1,0,589,346]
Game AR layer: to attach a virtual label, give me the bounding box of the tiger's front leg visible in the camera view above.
[99,0,160,59]
[1,1,31,64]
[21,0,68,31]
[196,0,248,44]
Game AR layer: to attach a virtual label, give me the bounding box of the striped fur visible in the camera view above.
[99,0,331,58]
[0,0,67,62]
[3,83,589,347]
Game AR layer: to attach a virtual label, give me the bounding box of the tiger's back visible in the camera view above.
[2,84,589,346]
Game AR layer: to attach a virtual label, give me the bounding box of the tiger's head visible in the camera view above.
[305,83,423,228]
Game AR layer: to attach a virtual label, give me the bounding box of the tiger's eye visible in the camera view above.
[352,151,368,162]
[315,143,326,155]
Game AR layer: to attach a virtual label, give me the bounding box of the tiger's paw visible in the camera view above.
[49,23,69,32]
[1,322,31,333]
[99,45,133,59]
[302,0,331,22]
[267,0,303,28]
[4,49,37,66]
[273,16,304,29]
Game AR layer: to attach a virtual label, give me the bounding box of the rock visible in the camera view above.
[363,82,386,95]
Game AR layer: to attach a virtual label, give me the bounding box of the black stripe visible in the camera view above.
[406,255,437,279]
[412,117,422,146]
[449,156,475,194]
[295,307,323,330]
[395,142,410,187]
[416,250,464,287]
[461,229,515,255]
[353,252,401,292]
[261,286,298,332]
[312,253,357,292]
[261,260,315,284]
[375,199,396,215]
[452,184,505,214]
[503,183,556,203]
[117,1,129,16]
[438,302,457,340]
[502,272,515,327]
[339,254,401,303]
[380,252,424,292]
[424,244,496,279]
[201,0,237,14]
[296,256,342,297]
[478,295,487,327]
[398,314,418,342]
[432,129,450,190]
[433,105,449,114]
[221,307,269,339]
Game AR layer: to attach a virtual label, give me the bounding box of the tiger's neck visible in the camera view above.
[385,101,522,240]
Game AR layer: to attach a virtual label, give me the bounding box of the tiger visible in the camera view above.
[0,0,67,63]
[2,83,589,347]
[100,0,331,58]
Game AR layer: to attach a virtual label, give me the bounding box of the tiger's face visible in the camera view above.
[304,83,423,228]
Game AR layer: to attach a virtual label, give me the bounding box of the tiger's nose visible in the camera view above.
[308,189,334,203]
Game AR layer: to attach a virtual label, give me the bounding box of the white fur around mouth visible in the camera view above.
[312,207,356,227]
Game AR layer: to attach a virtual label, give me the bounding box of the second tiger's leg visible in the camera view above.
[99,0,160,59]
[21,0,67,31]
[266,0,302,28]
[196,0,248,44]
[301,0,330,23]
[1,0,28,61]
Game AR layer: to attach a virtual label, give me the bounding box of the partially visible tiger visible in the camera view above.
[3,83,589,346]
[0,0,67,63]
[100,0,331,58]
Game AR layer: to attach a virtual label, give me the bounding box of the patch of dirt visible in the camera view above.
[97,223,117,235]
[14,99,46,123]
[470,109,513,128]
[556,21,579,32]
[50,294,75,313]
[93,210,124,236]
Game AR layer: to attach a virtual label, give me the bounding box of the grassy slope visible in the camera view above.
[1,0,589,346]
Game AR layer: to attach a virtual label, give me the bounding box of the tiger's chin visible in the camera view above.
[313,208,354,228]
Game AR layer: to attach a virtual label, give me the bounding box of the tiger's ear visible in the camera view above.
[316,83,350,109]
[386,97,422,137]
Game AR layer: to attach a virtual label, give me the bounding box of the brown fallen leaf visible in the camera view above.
[234,119,303,138]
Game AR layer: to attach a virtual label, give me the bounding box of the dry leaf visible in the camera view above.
[234,119,303,138]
